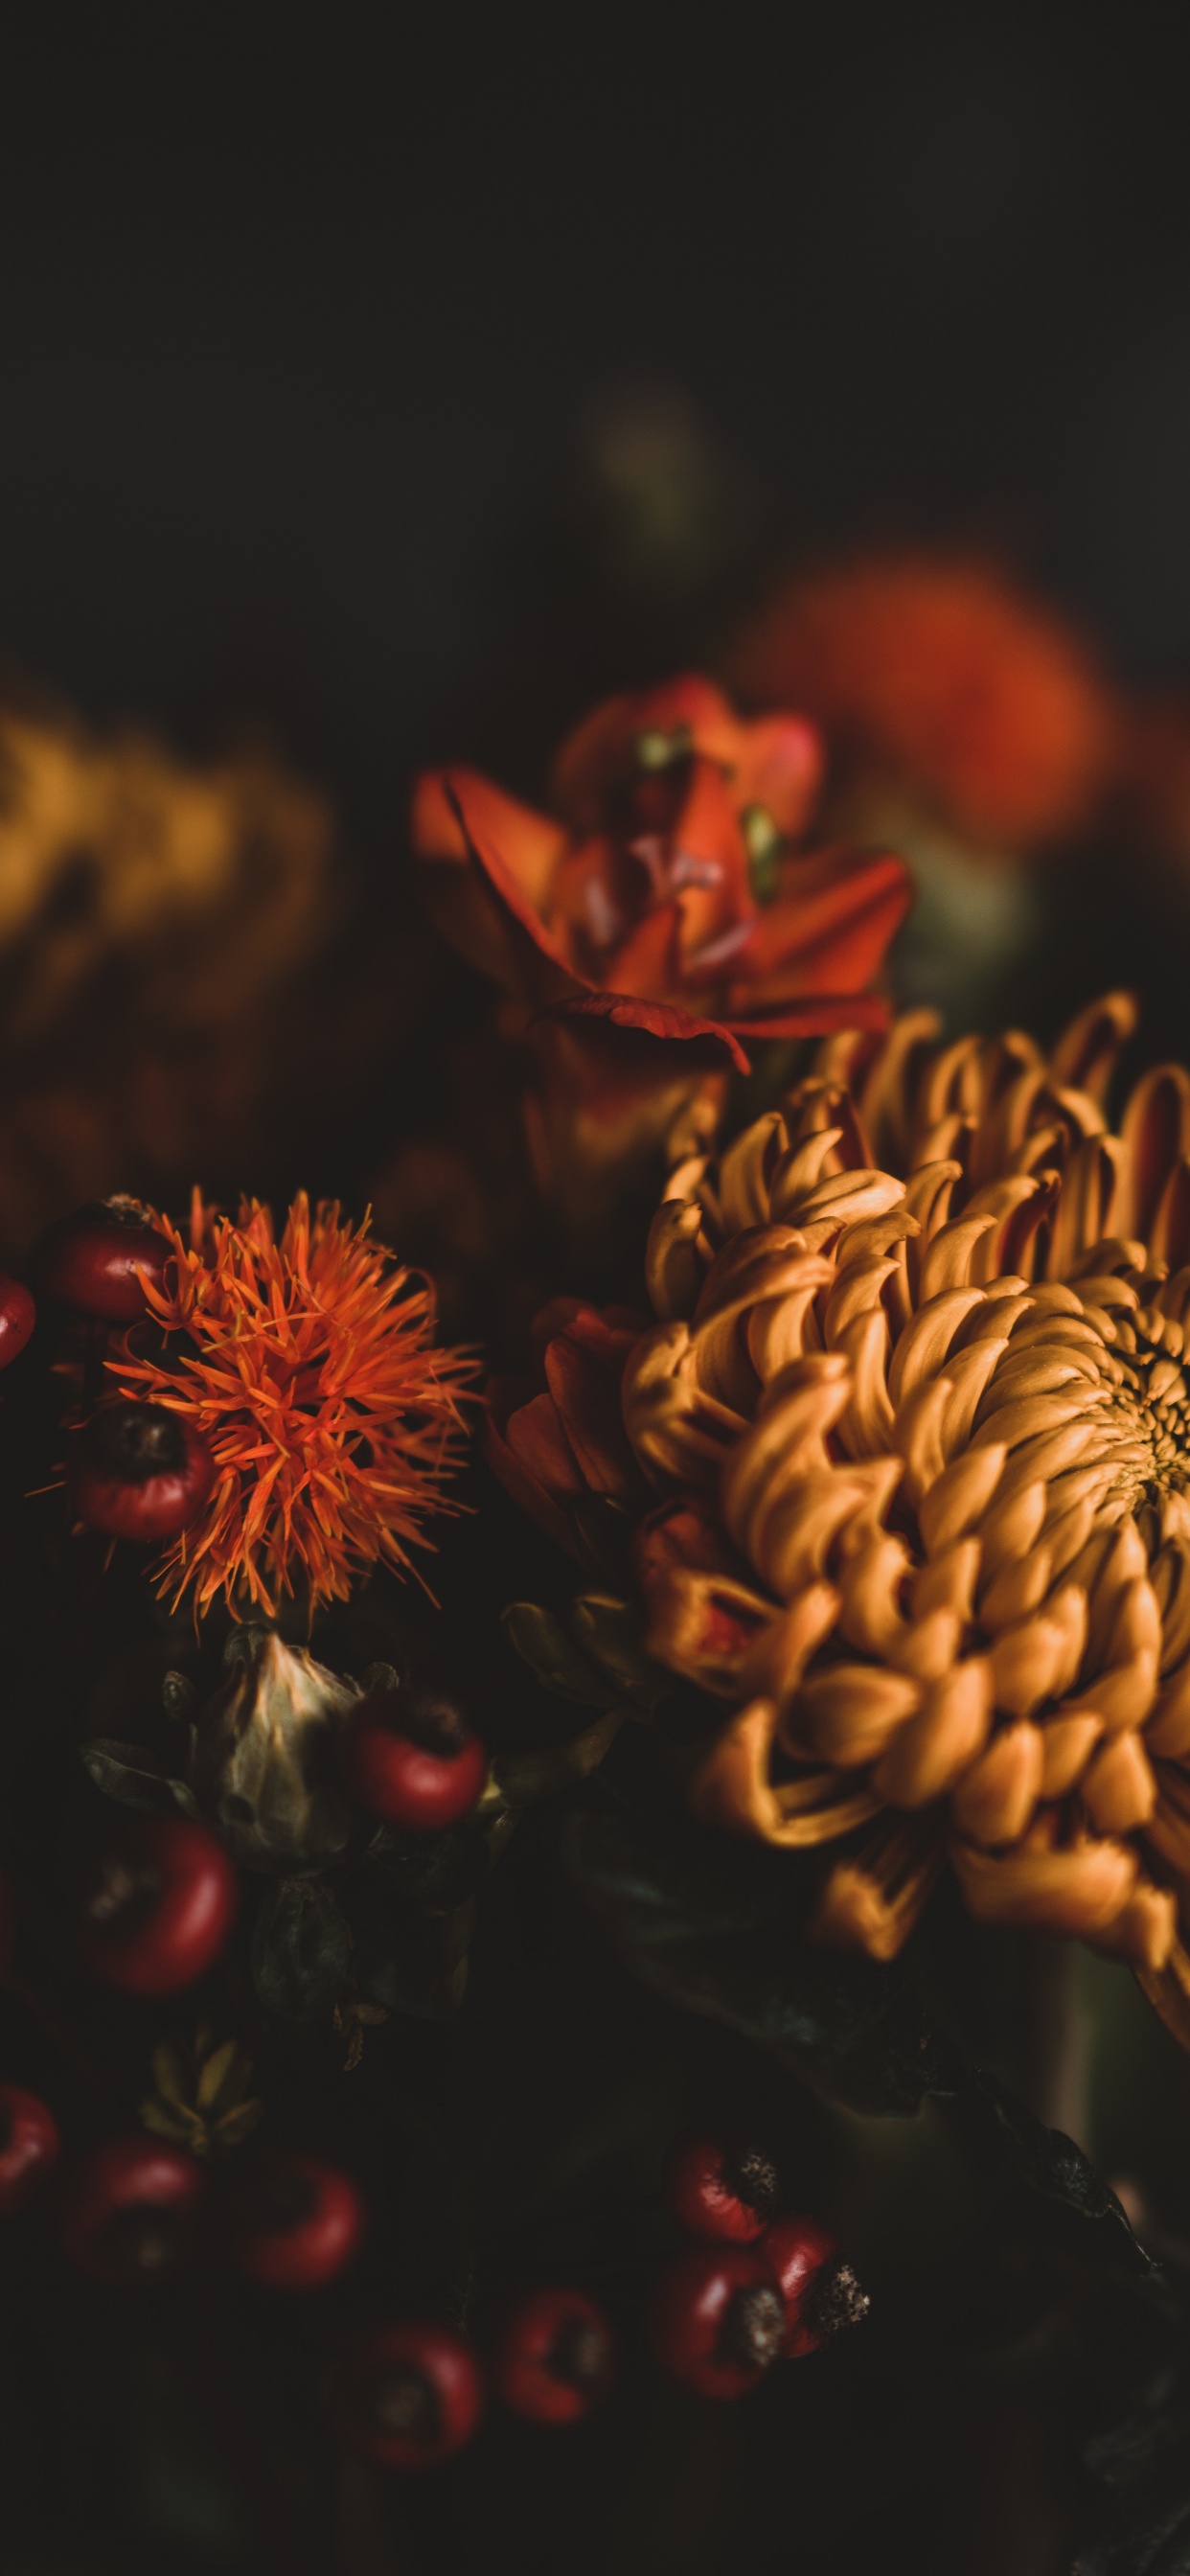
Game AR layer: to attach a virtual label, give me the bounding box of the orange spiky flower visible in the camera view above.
[110,1191,479,1619]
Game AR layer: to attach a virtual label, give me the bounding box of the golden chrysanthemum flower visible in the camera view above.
[597,991,1190,2045]
[111,1193,478,1618]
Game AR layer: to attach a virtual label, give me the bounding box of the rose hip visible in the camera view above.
[663,2131,781,2242]
[235,2153,366,2290]
[77,1814,238,1995]
[760,2215,870,2357]
[343,1684,486,1832]
[0,2086,60,2214]
[332,2320,484,2469]
[68,1401,215,1544]
[34,1198,172,1322]
[60,2137,207,2285]
[493,2287,617,2424]
[650,2245,786,2399]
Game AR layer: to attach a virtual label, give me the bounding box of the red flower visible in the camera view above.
[413,678,910,1208]
[731,559,1121,847]
[486,1298,647,1563]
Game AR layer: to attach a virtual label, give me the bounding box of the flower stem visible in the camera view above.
[1024,1936,1091,2149]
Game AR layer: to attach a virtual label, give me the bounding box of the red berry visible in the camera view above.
[333,2321,484,2469]
[77,1813,238,1995]
[0,1272,35,1368]
[235,2153,366,2289]
[60,2136,206,2285]
[67,1401,215,1543]
[650,2245,786,2399]
[0,1865,15,1977]
[34,1197,172,1322]
[760,2215,870,2357]
[663,2132,781,2242]
[493,2286,616,2425]
[0,2085,60,2213]
[343,1684,486,1832]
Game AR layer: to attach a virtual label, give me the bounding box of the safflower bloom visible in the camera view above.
[731,557,1121,848]
[110,1193,477,1618]
[412,677,910,1208]
[492,991,1190,2048]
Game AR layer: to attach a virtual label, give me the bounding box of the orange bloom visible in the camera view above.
[415,674,908,1043]
[732,558,1121,846]
[412,678,911,1210]
[110,1193,478,1619]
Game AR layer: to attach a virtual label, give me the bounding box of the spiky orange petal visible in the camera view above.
[110,1194,478,1618]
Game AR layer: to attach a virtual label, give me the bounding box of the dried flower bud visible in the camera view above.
[190,1633,361,1872]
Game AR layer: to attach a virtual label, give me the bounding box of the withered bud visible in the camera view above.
[190,1633,361,1871]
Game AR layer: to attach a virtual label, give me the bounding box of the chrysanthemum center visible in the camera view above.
[1097,1312,1190,1513]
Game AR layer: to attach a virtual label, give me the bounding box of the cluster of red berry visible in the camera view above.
[653,2133,869,2397]
[323,2129,868,2472]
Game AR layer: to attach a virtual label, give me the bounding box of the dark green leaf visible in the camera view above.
[494,1708,627,1806]
[563,1805,954,2115]
[80,1737,198,1818]
[502,1602,616,1711]
[250,1876,352,2022]
[571,1594,669,1711]
[364,1814,492,1910]
[564,1806,1156,2276]
[355,1895,475,2022]
[958,2071,1155,2276]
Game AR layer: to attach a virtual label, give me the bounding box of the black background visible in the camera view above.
[3,7,1188,834]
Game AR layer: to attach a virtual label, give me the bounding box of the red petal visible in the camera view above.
[430,778,592,1009]
[738,847,911,1000]
[483,1393,584,1562]
[606,901,684,1000]
[722,993,894,1040]
[543,1321,641,1500]
[552,676,737,828]
[733,714,824,836]
[540,989,750,1074]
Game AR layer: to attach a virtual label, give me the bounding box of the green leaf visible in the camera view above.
[501,1602,615,1710]
[364,1813,493,1910]
[564,1805,950,2117]
[161,1670,199,1722]
[251,1876,352,2023]
[493,1709,627,1807]
[957,2070,1155,2276]
[571,1594,668,1711]
[564,1806,1155,2278]
[140,2097,207,2148]
[195,2037,240,2113]
[359,1897,476,2022]
[80,1738,178,1813]
[214,2098,264,2147]
[149,2041,190,2109]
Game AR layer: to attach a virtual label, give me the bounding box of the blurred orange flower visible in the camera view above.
[731,558,1122,847]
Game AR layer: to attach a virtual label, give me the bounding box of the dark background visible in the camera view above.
[2,8,1187,838]
[4,18,1190,2574]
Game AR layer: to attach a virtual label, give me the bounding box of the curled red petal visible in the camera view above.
[539,989,751,1074]
[419,778,589,1008]
[483,1386,584,1562]
[543,1316,642,1500]
[723,993,894,1041]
